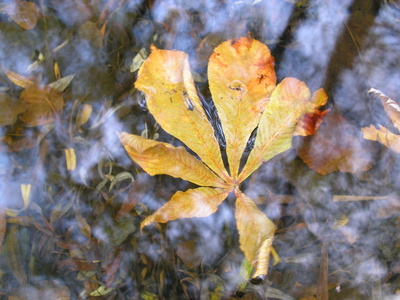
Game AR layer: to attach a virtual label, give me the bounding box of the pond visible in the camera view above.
[0,0,400,299]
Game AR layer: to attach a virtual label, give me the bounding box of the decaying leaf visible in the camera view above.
[298,113,374,175]
[120,37,326,278]
[0,132,37,152]
[19,84,64,126]
[362,88,400,153]
[5,0,40,30]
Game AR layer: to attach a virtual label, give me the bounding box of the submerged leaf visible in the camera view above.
[5,70,34,88]
[299,113,374,175]
[19,84,64,126]
[5,0,39,30]
[141,187,230,229]
[208,37,276,178]
[235,190,275,278]
[135,46,229,181]
[120,133,228,188]
[239,77,312,182]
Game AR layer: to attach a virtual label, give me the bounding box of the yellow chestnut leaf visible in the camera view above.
[121,38,326,279]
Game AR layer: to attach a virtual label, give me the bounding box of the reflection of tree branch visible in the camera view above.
[272,0,309,71]
[322,0,381,100]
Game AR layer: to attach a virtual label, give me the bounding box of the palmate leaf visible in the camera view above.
[121,37,325,279]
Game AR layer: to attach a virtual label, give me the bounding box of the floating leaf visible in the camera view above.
[5,0,39,30]
[363,124,400,153]
[122,37,325,278]
[299,113,374,175]
[19,84,64,126]
[362,88,400,153]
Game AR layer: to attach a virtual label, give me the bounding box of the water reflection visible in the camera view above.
[0,0,400,298]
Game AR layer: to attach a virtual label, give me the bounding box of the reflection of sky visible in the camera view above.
[279,0,352,88]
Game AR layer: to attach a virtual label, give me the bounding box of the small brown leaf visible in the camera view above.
[298,113,374,175]
[19,84,64,126]
[5,0,39,30]
[5,69,34,88]
[176,239,203,269]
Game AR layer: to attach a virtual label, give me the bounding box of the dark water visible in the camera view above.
[0,0,400,299]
